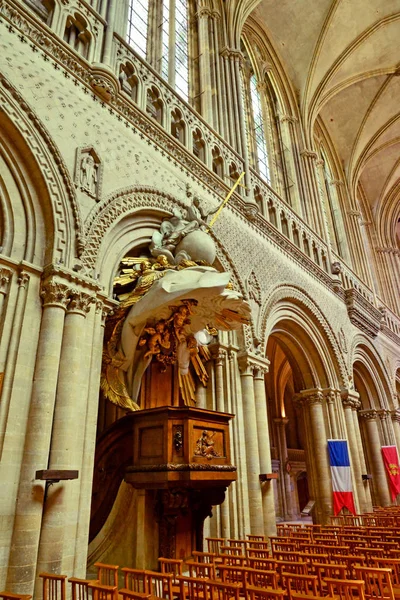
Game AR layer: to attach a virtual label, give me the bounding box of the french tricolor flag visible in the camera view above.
[327,440,356,515]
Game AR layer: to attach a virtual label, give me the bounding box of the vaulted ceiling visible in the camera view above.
[250,0,400,246]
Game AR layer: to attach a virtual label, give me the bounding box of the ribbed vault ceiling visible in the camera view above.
[250,0,400,244]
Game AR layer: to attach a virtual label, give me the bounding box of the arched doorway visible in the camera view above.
[263,295,345,524]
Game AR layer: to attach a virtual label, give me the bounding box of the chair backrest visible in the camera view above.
[206,538,225,555]
[39,572,67,600]
[145,570,173,600]
[0,593,32,600]
[186,561,216,580]
[94,563,119,588]
[87,583,118,600]
[178,576,208,600]
[246,535,266,542]
[245,585,286,600]
[354,566,395,600]
[192,551,217,564]
[281,572,319,600]
[217,566,247,586]
[324,578,366,600]
[158,558,183,584]
[121,568,147,593]
[206,579,241,600]
[221,555,247,567]
[313,563,347,590]
[246,549,270,560]
[69,577,91,600]
[372,558,400,586]
[221,546,244,556]
[245,568,278,590]
[276,561,308,576]
[247,558,277,572]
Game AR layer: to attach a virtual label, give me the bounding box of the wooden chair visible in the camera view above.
[94,563,119,588]
[217,565,248,589]
[281,573,319,600]
[87,583,118,600]
[276,561,308,577]
[206,538,226,556]
[178,576,208,600]
[186,561,216,580]
[324,578,366,600]
[371,558,400,594]
[245,585,285,600]
[121,568,148,593]
[354,567,395,600]
[69,577,92,600]
[246,549,270,560]
[313,563,347,593]
[192,551,217,564]
[221,546,245,556]
[245,569,278,590]
[39,573,67,600]
[246,536,266,543]
[207,579,241,600]
[221,555,247,567]
[145,571,174,600]
[159,558,183,596]
[247,558,277,572]
[0,593,32,600]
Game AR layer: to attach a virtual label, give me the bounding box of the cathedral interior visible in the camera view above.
[0,0,400,598]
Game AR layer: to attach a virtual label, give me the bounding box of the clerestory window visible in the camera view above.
[126,0,190,102]
[249,74,271,185]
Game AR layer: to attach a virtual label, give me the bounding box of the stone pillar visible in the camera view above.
[212,347,229,536]
[324,388,340,439]
[196,7,214,127]
[238,356,264,534]
[0,266,12,325]
[6,280,71,596]
[0,270,29,457]
[253,366,276,536]
[378,409,392,446]
[352,403,373,512]
[341,390,366,513]
[298,389,332,523]
[35,290,94,587]
[391,408,400,454]
[359,410,391,507]
[274,417,293,520]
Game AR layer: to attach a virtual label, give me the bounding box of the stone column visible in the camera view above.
[212,347,229,536]
[391,408,400,454]
[6,280,71,596]
[238,356,264,534]
[341,390,366,513]
[35,290,94,587]
[253,366,276,536]
[378,410,391,446]
[196,7,213,126]
[324,388,339,439]
[74,300,111,573]
[359,410,391,507]
[274,417,293,520]
[298,389,332,523]
[0,270,29,457]
[352,403,373,512]
[0,266,11,325]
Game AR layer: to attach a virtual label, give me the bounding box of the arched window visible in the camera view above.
[126,0,190,102]
[249,74,271,185]
[320,148,345,257]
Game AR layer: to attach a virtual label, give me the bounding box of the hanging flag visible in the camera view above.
[381,446,400,501]
[327,440,356,515]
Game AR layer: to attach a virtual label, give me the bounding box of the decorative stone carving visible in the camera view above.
[0,267,12,294]
[344,288,382,338]
[40,281,71,309]
[331,261,342,275]
[75,146,103,201]
[17,271,30,289]
[338,327,348,353]
[67,290,95,316]
[359,409,378,421]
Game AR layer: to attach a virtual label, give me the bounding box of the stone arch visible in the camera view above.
[350,334,395,410]
[82,186,246,296]
[259,284,347,387]
[0,74,82,265]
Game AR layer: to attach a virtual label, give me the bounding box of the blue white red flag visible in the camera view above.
[327,440,356,515]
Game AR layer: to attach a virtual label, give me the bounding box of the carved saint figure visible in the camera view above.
[195,430,220,460]
[141,320,171,359]
[80,154,97,194]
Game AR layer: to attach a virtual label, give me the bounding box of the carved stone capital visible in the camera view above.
[280,114,298,124]
[377,409,389,421]
[243,202,259,221]
[330,179,344,187]
[211,346,227,367]
[67,290,95,316]
[300,149,318,161]
[391,408,400,424]
[296,388,324,407]
[238,353,269,376]
[341,388,360,410]
[40,281,71,309]
[220,47,244,63]
[0,267,12,294]
[196,7,212,18]
[323,388,339,405]
[359,409,378,421]
[17,270,30,289]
